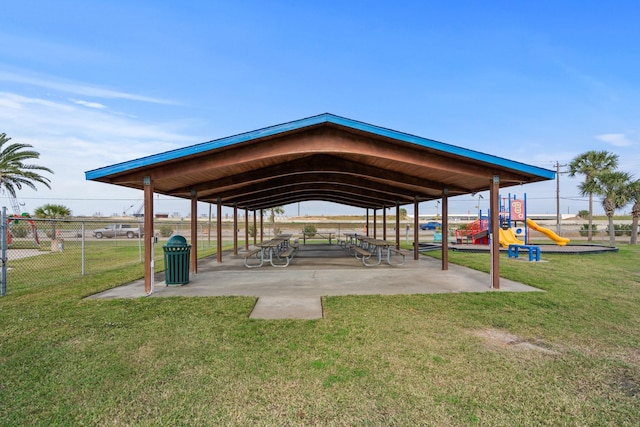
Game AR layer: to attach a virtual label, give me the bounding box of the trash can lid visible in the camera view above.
[166,235,188,246]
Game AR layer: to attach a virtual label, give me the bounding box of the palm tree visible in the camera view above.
[0,133,53,198]
[627,179,640,245]
[593,171,631,246]
[265,206,285,236]
[568,150,618,241]
[34,204,71,239]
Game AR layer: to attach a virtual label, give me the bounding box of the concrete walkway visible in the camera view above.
[87,244,542,319]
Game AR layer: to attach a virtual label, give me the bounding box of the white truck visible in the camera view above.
[92,224,144,239]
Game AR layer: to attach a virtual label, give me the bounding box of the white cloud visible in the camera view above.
[595,133,634,147]
[0,91,202,215]
[0,92,193,146]
[0,70,177,105]
[71,99,107,109]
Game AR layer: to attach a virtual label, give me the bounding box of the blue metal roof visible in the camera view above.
[85,113,555,181]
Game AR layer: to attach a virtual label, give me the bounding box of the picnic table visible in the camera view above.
[243,234,297,268]
[342,232,359,247]
[345,235,408,267]
[302,231,335,245]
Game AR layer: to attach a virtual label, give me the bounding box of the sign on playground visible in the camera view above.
[510,199,525,221]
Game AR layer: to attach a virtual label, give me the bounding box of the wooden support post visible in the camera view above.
[143,176,154,295]
[253,210,257,245]
[373,209,377,239]
[260,210,264,242]
[233,204,238,256]
[245,208,249,250]
[442,189,449,271]
[190,191,198,273]
[216,198,222,263]
[365,209,369,236]
[382,206,387,240]
[395,202,400,249]
[490,176,500,289]
[414,198,419,260]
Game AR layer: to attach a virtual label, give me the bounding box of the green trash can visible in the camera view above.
[163,235,191,285]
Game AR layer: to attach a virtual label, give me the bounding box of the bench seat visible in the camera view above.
[279,247,295,258]
[350,246,385,267]
[387,247,411,266]
[271,246,296,268]
[352,246,371,258]
[243,248,261,258]
[243,248,264,268]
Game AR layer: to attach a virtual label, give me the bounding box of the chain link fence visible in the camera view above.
[2,209,636,296]
[0,214,384,295]
[0,213,227,295]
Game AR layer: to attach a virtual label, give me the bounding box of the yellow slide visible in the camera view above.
[526,218,570,246]
[498,228,525,248]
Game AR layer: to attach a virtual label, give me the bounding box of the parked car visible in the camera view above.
[420,221,442,230]
[93,224,143,239]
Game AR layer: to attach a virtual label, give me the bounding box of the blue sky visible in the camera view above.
[1,1,639,218]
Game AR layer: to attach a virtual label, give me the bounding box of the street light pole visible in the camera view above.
[476,194,484,218]
[555,161,567,233]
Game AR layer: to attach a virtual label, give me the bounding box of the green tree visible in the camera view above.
[627,179,640,245]
[0,133,53,198]
[34,203,71,239]
[593,171,631,246]
[568,150,618,241]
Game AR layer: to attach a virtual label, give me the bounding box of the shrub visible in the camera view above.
[302,224,317,237]
[607,224,634,236]
[579,223,597,236]
[159,225,174,237]
[9,223,30,238]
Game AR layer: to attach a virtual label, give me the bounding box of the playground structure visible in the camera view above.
[525,218,569,246]
[454,194,570,248]
[498,227,524,246]
[4,193,41,247]
[455,218,489,245]
[6,214,40,245]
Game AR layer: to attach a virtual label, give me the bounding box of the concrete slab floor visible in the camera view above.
[87,244,542,319]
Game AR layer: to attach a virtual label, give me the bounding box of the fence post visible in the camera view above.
[1,207,7,296]
[81,221,86,276]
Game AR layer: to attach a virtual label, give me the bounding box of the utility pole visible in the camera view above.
[555,161,567,233]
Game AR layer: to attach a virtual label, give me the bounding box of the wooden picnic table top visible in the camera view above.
[302,231,334,236]
[259,241,281,248]
[259,236,290,248]
[358,236,394,246]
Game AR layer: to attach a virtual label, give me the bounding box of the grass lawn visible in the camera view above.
[1,245,639,426]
